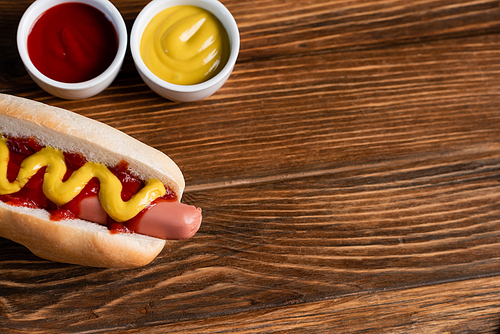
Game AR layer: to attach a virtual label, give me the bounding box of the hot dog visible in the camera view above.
[0,93,202,268]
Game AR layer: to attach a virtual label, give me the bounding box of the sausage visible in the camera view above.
[78,195,202,240]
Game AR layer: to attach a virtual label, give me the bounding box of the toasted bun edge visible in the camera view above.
[0,202,167,268]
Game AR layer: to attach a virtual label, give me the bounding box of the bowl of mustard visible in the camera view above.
[130,0,240,102]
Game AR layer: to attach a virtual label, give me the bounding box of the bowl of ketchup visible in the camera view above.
[130,0,240,102]
[17,0,127,100]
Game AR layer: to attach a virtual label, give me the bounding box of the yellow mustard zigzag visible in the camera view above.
[0,137,166,222]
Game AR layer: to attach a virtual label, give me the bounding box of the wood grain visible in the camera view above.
[1,0,500,332]
[119,276,500,333]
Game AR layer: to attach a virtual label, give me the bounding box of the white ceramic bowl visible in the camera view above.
[130,0,240,102]
[17,0,127,100]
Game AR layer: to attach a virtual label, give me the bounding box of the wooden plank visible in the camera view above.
[3,248,500,333]
[233,0,500,61]
[120,275,500,333]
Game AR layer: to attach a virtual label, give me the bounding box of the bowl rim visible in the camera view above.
[16,0,128,91]
[130,0,240,93]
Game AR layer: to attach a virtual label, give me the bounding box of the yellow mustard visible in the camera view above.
[0,137,166,222]
[140,5,230,85]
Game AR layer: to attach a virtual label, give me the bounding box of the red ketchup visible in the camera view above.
[0,136,177,234]
[27,3,118,83]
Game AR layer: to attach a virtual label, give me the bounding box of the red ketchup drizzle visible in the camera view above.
[0,136,176,234]
[0,137,52,209]
[27,3,118,83]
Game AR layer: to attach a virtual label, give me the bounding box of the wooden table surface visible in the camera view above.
[2,0,500,332]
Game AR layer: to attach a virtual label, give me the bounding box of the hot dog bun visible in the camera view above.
[0,93,185,268]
